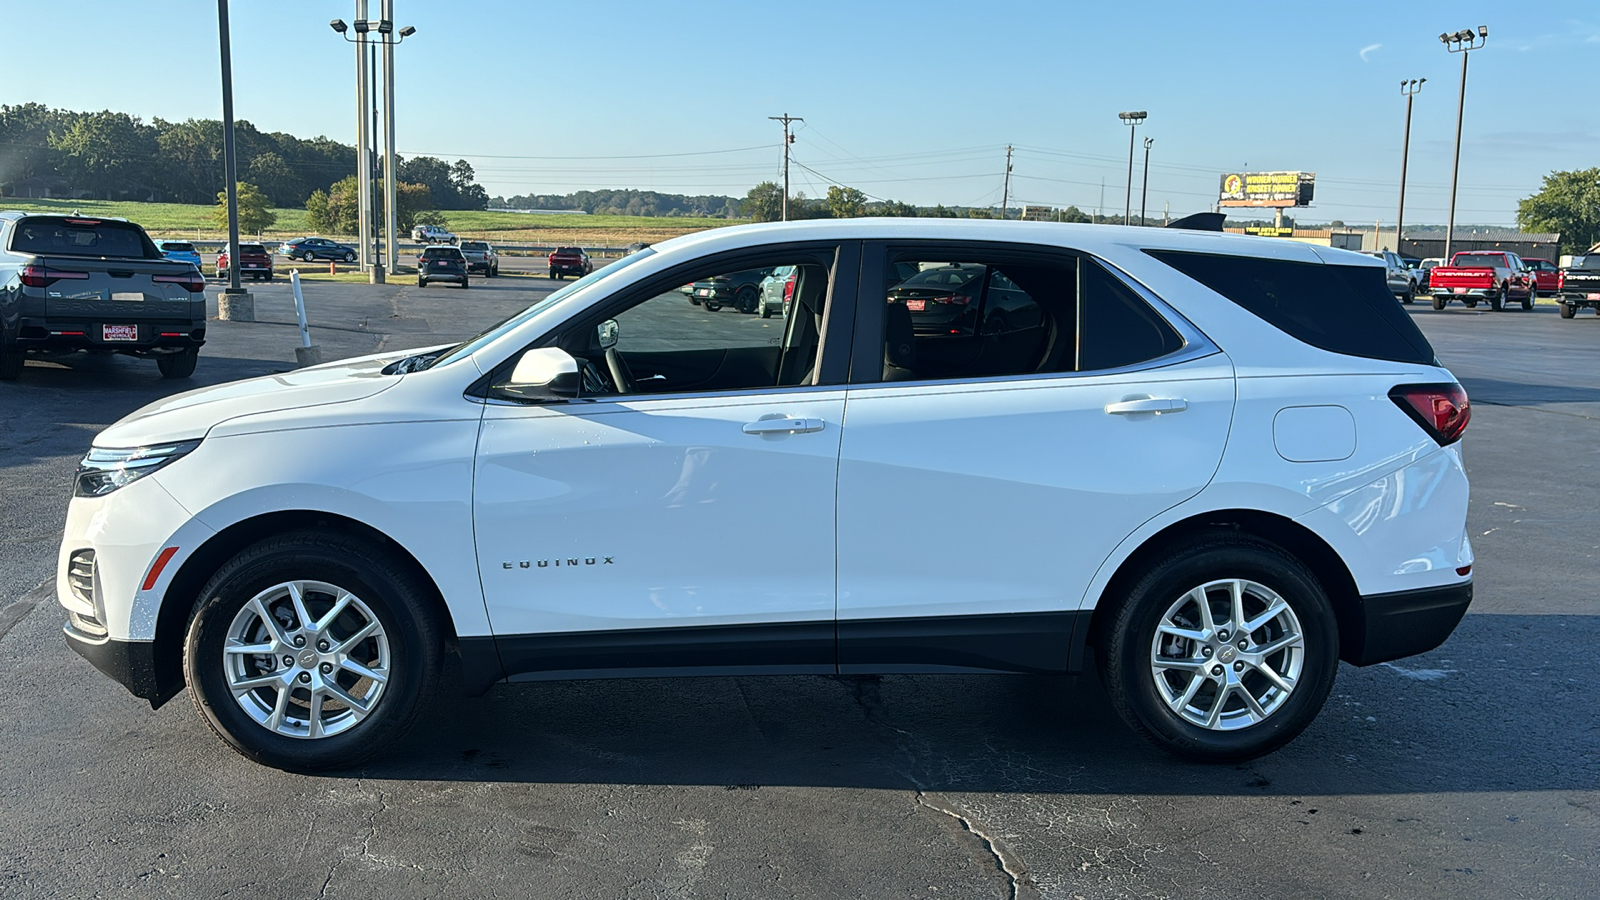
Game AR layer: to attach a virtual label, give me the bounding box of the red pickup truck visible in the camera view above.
[547,246,592,280]
[1427,250,1536,311]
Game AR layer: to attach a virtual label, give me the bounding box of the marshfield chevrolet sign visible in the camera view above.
[1218,171,1316,208]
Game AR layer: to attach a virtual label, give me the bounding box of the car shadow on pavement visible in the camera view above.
[1459,376,1600,408]
[349,612,1599,797]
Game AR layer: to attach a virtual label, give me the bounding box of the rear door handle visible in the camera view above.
[742,416,825,435]
[1105,397,1188,415]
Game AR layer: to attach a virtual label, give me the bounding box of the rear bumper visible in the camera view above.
[19,320,206,352]
[63,623,182,708]
[1345,582,1472,666]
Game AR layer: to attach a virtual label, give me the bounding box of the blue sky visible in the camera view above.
[4,0,1597,224]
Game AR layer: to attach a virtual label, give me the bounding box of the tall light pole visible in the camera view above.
[1441,26,1487,261]
[332,12,416,279]
[215,0,252,320]
[1119,111,1147,225]
[1139,137,1153,226]
[1396,78,1425,256]
[768,113,801,221]
[1000,145,1013,220]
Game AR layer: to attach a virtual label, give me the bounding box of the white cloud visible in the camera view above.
[1359,43,1382,62]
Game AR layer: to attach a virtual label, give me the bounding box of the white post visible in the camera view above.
[290,270,322,367]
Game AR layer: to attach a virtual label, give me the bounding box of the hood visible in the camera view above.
[95,352,414,448]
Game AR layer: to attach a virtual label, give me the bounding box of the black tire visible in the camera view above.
[688,295,701,306]
[1489,287,1504,312]
[1560,303,1576,319]
[344,252,356,263]
[1464,298,1478,309]
[735,286,759,314]
[183,530,442,772]
[301,251,315,262]
[760,300,772,319]
[418,278,427,288]
[1521,290,1533,311]
[157,348,198,379]
[1400,287,1414,305]
[0,329,21,381]
[1431,295,1447,311]
[704,300,722,312]
[1097,534,1339,763]
[460,277,469,289]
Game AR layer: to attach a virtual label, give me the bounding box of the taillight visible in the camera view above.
[1558,272,1565,289]
[19,265,90,288]
[1390,383,1471,446]
[782,273,797,302]
[153,272,206,293]
[932,293,973,305]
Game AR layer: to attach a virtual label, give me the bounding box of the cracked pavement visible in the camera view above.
[1,283,1596,898]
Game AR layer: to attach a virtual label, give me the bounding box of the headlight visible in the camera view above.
[74,440,201,498]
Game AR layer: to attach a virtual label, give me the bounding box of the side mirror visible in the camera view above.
[597,318,619,349]
[497,347,581,402]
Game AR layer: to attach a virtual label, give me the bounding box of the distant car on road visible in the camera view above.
[548,246,592,280]
[417,245,469,288]
[1428,250,1535,311]
[155,240,202,269]
[459,240,499,277]
[217,242,273,282]
[412,224,456,245]
[279,237,356,263]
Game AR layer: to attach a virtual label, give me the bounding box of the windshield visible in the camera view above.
[427,248,657,370]
[461,242,488,251]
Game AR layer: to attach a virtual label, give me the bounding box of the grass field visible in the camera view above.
[0,198,741,246]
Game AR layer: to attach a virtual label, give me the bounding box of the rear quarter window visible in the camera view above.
[1146,250,1435,365]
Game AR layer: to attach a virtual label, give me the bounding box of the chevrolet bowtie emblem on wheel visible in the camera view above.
[502,557,615,569]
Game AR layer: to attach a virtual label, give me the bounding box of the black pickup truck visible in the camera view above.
[1556,256,1600,319]
[0,212,206,379]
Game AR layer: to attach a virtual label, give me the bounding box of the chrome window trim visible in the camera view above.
[475,381,845,408]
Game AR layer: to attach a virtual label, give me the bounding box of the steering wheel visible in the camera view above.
[604,347,636,394]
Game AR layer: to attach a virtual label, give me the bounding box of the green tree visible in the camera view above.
[0,103,68,193]
[49,111,159,198]
[246,151,302,208]
[213,181,277,234]
[742,181,783,222]
[826,185,867,219]
[876,199,916,217]
[1060,205,1092,223]
[1518,168,1600,255]
[305,175,360,234]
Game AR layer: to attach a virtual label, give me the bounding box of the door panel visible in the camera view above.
[623,346,781,394]
[473,391,845,652]
[835,355,1235,669]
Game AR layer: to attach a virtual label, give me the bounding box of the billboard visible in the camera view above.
[1218,171,1316,208]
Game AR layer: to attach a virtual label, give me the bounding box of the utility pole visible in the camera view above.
[1396,78,1424,256]
[215,0,252,321]
[1000,145,1013,220]
[1441,26,1487,261]
[1139,137,1153,226]
[1118,111,1147,225]
[354,0,370,271]
[369,37,382,280]
[769,113,802,221]
[1098,178,1105,222]
[381,0,397,274]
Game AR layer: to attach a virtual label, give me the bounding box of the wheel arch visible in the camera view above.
[149,509,464,708]
[1077,508,1364,673]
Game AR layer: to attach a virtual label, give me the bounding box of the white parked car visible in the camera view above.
[57,220,1474,771]
[757,264,796,318]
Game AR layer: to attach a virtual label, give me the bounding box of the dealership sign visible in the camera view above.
[1218,171,1316,208]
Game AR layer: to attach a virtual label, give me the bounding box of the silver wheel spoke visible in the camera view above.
[1241,599,1289,636]
[1191,587,1216,632]
[249,597,293,646]
[339,658,388,685]
[1157,623,1206,643]
[337,618,380,651]
[1252,662,1296,694]
[314,590,354,631]
[265,684,292,732]
[1169,674,1204,712]
[325,680,372,716]
[224,639,275,656]
[1253,633,1302,658]
[1153,655,1208,674]
[231,671,286,692]
[1228,580,1246,633]
[1204,683,1230,728]
[308,691,326,740]
[1240,686,1269,721]
[285,582,313,631]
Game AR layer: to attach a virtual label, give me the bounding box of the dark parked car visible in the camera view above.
[0,212,205,380]
[417,246,469,288]
[548,246,592,280]
[217,242,273,281]
[459,240,499,276]
[279,237,356,263]
[691,267,773,312]
[886,263,1042,335]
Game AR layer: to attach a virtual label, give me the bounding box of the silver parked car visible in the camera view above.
[1361,250,1416,304]
[757,265,796,318]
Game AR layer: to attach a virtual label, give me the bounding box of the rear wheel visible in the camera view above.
[157,348,198,379]
[1464,298,1479,309]
[343,252,355,263]
[704,299,723,312]
[183,530,442,771]
[1489,287,1504,312]
[1560,302,1576,319]
[418,277,427,287]
[760,298,772,318]
[1400,287,1414,305]
[736,286,759,314]
[1522,289,1534,311]
[1431,295,1447,311]
[301,251,315,262]
[460,277,470,289]
[1098,535,1339,762]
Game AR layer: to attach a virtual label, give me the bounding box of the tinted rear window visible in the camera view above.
[1146,250,1435,365]
[12,217,157,259]
[239,244,266,254]
[161,242,195,251]
[461,242,488,251]
[423,248,463,259]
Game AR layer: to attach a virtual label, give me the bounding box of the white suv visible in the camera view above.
[57,220,1474,770]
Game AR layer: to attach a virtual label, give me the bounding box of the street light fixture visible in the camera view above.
[1396,78,1424,258]
[1119,111,1147,226]
[331,11,417,278]
[1441,24,1487,261]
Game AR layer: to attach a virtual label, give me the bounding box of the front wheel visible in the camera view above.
[1560,302,1576,319]
[1097,535,1339,762]
[157,347,198,379]
[1522,290,1534,311]
[736,286,759,314]
[183,531,442,771]
[344,252,356,263]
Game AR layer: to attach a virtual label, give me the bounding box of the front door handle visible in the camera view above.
[742,416,825,435]
[1105,397,1188,415]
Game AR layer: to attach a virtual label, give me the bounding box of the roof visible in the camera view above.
[1404,230,1559,242]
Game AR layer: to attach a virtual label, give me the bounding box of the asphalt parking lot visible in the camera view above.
[1,282,1596,899]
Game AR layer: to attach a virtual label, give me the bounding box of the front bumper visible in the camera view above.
[1346,581,1472,666]
[63,623,182,707]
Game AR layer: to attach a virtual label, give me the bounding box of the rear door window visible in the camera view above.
[1147,250,1435,365]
